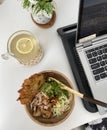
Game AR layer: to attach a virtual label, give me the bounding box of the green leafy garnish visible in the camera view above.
[40,80,70,99]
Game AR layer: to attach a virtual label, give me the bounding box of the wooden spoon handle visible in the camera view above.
[49,77,107,107]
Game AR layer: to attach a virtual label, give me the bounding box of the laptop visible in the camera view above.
[76,0,107,114]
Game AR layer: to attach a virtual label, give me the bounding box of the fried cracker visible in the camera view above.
[17,73,45,104]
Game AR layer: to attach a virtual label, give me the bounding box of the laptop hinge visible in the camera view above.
[79,34,96,43]
[77,34,96,48]
[76,41,92,49]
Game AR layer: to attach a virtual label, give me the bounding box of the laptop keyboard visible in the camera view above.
[85,44,107,81]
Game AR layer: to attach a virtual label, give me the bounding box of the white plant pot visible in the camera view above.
[32,10,53,24]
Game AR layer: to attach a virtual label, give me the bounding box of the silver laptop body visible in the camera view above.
[76,0,107,114]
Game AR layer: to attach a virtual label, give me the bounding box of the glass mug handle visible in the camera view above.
[1,52,10,60]
[0,0,5,4]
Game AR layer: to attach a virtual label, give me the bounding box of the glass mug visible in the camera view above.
[2,30,43,66]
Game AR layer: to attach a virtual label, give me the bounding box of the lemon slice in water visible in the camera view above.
[16,38,33,54]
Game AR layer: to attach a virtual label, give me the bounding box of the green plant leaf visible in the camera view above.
[22,0,54,14]
[44,2,54,14]
[23,0,31,8]
[32,3,41,14]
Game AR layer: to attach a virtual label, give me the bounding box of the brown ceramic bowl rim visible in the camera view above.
[25,70,75,126]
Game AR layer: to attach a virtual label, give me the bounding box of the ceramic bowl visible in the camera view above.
[24,70,75,126]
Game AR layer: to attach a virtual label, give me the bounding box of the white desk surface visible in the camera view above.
[0,0,107,130]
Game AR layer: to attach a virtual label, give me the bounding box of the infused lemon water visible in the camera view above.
[7,30,43,65]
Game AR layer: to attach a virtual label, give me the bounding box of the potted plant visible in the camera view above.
[21,0,56,28]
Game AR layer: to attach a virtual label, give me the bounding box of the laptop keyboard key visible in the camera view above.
[86,49,95,53]
[105,66,107,71]
[103,48,107,53]
[91,63,100,70]
[95,75,100,81]
[92,51,97,57]
[89,58,97,64]
[97,50,103,55]
[105,60,107,64]
[100,61,105,66]
[97,56,102,61]
[95,47,99,50]
[86,53,92,59]
[93,67,104,75]
[102,54,107,59]
[100,73,107,79]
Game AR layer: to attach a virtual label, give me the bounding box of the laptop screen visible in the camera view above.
[77,0,107,43]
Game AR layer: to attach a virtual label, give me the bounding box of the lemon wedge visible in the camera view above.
[16,38,33,54]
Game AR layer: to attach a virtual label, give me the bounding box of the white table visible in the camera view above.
[0,0,107,130]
